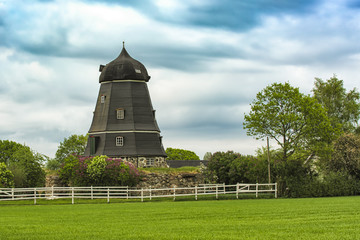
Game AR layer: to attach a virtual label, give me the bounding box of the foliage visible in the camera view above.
[166,147,200,160]
[0,162,14,188]
[313,75,360,132]
[329,133,360,179]
[51,134,88,170]
[244,82,338,162]
[281,170,360,198]
[59,155,141,186]
[0,140,46,187]
[205,151,268,184]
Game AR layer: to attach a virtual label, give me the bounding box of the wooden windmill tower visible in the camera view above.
[84,43,167,167]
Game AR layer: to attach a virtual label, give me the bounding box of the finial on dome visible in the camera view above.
[123,41,125,48]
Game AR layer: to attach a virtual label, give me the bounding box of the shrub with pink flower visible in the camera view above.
[59,155,142,186]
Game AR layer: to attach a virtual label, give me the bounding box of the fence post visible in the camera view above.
[34,188,37,205]
[141,188,143,202]
[256,183,258,198]
[91,186,93,200]
[195,185,198,201]
[107,188,110,203]
[223,183,225,194]
[275,183,277,199]
[149,186,152,201]
[216,185,218,200]
[72,187,74,204]
[12,188,14,200]
[236,183,239,199]
[126,186,129,200]
[173,186,176,201]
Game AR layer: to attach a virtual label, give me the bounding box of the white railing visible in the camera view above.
[0,183,277,204]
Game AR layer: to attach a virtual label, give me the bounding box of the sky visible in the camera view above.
[1,0,360,159]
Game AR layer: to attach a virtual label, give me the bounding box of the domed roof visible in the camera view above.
[99,46,150,83]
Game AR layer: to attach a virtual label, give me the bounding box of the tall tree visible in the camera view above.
[312,75,360,132]
[55,134,88,164]
[244,82,338,162]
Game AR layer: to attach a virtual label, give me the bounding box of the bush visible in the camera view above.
[59,155,142,186]
[205,151,269,184]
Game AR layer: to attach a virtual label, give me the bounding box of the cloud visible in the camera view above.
[1,0,360,159]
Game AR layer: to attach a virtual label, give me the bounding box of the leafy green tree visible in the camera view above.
[166,148,200,160]
[244,82,338,162]
[0,140,46,187]
[0,162,14,188]
[313,75,360,132]
[329,133,360,179]
[203,152,212,160]
[0,140,22,165]
[50,134,87,170]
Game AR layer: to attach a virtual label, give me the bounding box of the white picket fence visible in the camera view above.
[0,183,277,204]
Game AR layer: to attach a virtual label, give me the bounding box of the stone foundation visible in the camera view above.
[137,172,204,189]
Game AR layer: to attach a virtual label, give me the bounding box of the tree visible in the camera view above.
[203,152,212,160]
[312,75,360,132]
[165,148,200,160]
[329,133,360,179]
[244,82,338,162]
[50,134,88,170]
[0,162,14,188]
[0,140,46,187]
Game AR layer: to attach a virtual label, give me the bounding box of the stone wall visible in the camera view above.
[45,171,205,189]
[45,175,63,187]
[136,172,204,189]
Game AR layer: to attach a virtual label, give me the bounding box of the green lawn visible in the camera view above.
[1,196,360,239]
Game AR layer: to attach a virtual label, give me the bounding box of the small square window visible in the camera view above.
[146,158,155,167]
[100,95,106,103]
[135,69,141,74]
[116,136,124,146]
[116,108,125,119]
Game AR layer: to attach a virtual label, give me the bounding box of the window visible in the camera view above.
[101,95,106,103]
[116,136,124,146]
[116,108,125,119]
[135,69,141,74]
[146,158,155,167]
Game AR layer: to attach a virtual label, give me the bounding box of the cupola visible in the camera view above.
[99,44,150,83]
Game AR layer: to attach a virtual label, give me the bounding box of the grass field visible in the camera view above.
[1,196,360,239]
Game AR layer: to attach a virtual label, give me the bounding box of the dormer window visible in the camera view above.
[116,136,124,146]
[135,69,141,74]
[101,95,106,103]
[116,108,125,119]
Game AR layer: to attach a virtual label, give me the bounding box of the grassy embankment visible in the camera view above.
[1,196,359,239]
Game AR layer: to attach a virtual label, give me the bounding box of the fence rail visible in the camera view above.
[0,183,277,204]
